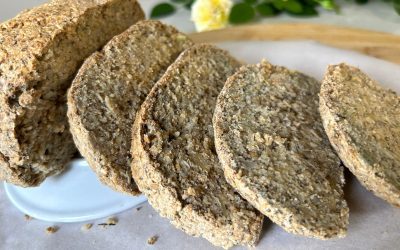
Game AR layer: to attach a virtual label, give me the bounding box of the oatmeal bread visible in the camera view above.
[320,63,400,207]
[214,61,349,239]
[131,44,263,248]
[0,0,144,187]
[68,21,193,195]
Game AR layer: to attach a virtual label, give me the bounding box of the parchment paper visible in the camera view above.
[1,41,399,250]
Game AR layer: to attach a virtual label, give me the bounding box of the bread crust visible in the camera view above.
[131,44,263,249]
[214,61,349,239]
[0,0,144,186]
[320,63,400,207]
[68,21,193,195]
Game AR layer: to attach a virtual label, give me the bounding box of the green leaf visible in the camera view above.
[256,3,279,16]
[272,0,285,10]
[273,0,304,13]
[302,0,318,6]
[150,3,176,18]
[244,0,258,4]
[284,0,303,13]
[354,0,368,4]
[287,5,318,16]
[170,0,187,3]
[229,3,256,24]
[394,0,400,15]
[314,0,338,10]
[184,0,195,9]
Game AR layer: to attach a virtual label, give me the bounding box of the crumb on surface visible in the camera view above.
[147,235,158,245]
[81,223,93,231]
[106,217,118,225]
[98,217,118,228]
[46,226,58,234]
[24,214,33,221]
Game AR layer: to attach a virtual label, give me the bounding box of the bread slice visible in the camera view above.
[67,21,193,195]
[320,63,400,207]
[131,44,263,248]
[0,0,144,187]
[214,61,349,239]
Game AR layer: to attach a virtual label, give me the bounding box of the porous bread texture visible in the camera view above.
[0,0,144,187]
[68,20,193,195]
[320,63,400,207]
[131,44,263,249]
[214,61,349,239]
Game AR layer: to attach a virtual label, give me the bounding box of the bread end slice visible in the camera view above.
[0,0,144,187]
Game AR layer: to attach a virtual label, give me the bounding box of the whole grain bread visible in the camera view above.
[0,0,144,187]
[320,63,400,207]
[131,44,263,249]
[68,21,193,195]
[213,61,349,239]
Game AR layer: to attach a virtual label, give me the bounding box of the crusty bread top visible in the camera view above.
[68,20,193,194]
[0,0,141,86]
[0,0,144,186]
[214,61,349,239]
[131,44,263,249]
[320,63,400,207]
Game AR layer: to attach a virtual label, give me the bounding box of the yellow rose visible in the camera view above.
[191,0,233,32]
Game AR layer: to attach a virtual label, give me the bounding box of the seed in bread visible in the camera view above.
[0,0,144,187]
[320,63,400,207]
[67,20,193,195]
[213,61,349,239]
[131,44,263,249]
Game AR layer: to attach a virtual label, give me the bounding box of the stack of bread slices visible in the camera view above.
[0,1,398,249]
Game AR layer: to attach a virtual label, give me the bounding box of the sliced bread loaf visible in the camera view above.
[68,21,193,195]
[131,44,263,249]
[214,61,349,239]
[0,0,144,187]
[320,63,400,207]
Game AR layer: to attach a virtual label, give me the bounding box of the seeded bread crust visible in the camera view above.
[131,44,263,249]
[320,63,400,207]
[68,21,193,195]
[0,0,144,187]
[214,61,349,239]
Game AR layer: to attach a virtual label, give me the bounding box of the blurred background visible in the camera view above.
[0,0,399,34]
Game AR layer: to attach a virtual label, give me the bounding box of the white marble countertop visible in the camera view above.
[1,1,399,250]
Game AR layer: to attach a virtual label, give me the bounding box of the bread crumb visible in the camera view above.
[98,217,118,228]
[107,217,118,225]
[81,223,93,231]
[46,226,58,234]
[24,214,33,221]
[147,235,158,245]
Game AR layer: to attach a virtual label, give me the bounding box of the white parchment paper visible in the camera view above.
[1,41,399,250]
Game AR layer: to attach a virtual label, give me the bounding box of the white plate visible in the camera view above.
[4,159,147,223]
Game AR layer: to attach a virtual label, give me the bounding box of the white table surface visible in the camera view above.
[1,1,400,250]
